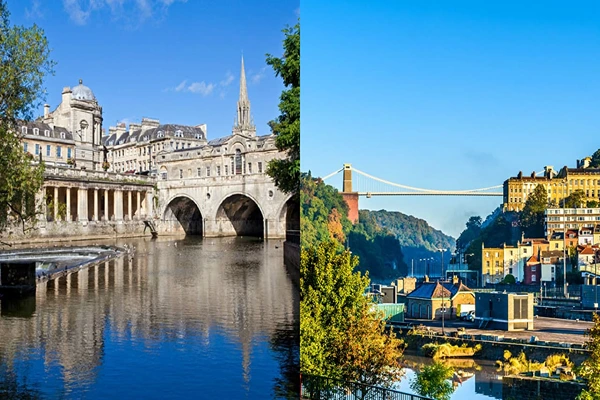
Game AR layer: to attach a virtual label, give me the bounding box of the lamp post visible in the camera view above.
[440,278,446,335]
[438,248,447,280]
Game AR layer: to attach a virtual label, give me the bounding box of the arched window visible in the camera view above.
[33,128,39,135]
[21,126,27,134]
[235,149,242,175]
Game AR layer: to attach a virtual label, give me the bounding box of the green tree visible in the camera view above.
[520,185,548,238]
[410,362,455,400]
[588,200,599,208]
[563,189,586,208]
[300,241,404,388]
[590,150,600,168]
[0,1,54,234]
[266,21,299,195]
[577,313,600,399]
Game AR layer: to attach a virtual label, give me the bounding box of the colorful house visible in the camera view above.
[406,276,475,320]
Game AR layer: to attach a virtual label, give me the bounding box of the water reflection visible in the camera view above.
[0,236,299,399]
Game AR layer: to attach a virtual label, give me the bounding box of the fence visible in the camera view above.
[301,374,431,400]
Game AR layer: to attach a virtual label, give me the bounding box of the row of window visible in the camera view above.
[22,126,68,139]
[24,143,71,159]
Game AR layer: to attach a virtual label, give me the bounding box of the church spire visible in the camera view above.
[233,55,255,136]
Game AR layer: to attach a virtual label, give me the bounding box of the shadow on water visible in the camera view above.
[270,320,300,399]
[0,368,43,399]
[0,295,36,318]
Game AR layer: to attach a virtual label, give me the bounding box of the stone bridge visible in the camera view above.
[157,173,297,239]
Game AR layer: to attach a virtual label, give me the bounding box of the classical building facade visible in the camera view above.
[503,160,600,212]
[4,57,295,243]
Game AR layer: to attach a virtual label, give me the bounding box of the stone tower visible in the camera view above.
[232,56,256,137]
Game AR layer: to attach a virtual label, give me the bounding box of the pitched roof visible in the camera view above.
[580,246,596,255]
[526,255,540,264]
[407,281,472,300]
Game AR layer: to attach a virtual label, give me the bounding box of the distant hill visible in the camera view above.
[357,210,456,278]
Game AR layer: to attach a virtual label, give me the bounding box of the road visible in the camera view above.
[404,316,593,344]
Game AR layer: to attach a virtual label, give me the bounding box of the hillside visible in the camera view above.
[356,210,456,277]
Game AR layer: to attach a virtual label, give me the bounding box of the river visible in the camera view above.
[0,236,299,399]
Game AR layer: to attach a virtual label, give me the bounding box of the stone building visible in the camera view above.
[19,121,75,166]
[481,245,504,284]
[504,160,600,212]
[406,276,474,320]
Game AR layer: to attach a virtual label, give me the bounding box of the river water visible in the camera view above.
[0,236,299,399]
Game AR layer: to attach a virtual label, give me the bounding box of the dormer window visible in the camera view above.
[175,130,183,137]
[157,131,164,138]
[21,126,27,135]
[33,128,39,135]
[118,140,124,144]
[60,132,66,139]
[195,134,202,139]
[44,130,50,137]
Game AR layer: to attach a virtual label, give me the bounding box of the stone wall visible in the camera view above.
[502,376,584,400]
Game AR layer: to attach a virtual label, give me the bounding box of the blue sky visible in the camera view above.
[302,0,600,238]
[7,0,297,138]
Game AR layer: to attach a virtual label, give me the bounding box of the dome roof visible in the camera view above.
[71,79,95,101]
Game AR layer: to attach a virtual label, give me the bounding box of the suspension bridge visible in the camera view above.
[323,164,504,197]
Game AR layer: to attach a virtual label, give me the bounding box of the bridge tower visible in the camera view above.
[341,163,359,224]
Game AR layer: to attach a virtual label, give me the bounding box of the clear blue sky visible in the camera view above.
[302,0,600,238]
[6,0,298,138]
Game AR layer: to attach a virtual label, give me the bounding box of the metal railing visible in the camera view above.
[301,374,431,400]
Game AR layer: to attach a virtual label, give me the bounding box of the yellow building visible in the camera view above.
[482,243,504,284]
[503,160,600,212]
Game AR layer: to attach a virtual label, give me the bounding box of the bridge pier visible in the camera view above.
[341,164,359,224]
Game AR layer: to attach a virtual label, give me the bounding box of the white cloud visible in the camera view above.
[169,80,215,96]
[175,80,187,92]
[250,66,268,85]
[25,0,44,19]
[62,0,186,26]
[220,71,234,87]
[188,82,215,96]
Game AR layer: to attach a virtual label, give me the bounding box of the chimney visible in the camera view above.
[531,171,536,178]
[452,275,459,285]
[44,104,50,118]
[424,275,429,283]
[584,157,591,169]
[61,86,71,105]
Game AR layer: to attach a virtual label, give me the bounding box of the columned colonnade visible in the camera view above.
[41,183,153,222]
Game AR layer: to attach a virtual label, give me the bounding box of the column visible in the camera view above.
[77,187,88,222]
[115,190,124,221]
[136,191,141,219]
[53,187,58,221]
[127,191,132,220]
[93,189,99,221]
[146,191,153,219]
[66,187,71,221]
[36,187,46,222]
[104,189,109,220]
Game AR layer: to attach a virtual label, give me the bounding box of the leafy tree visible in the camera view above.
[410,362,455,400]
[502,274,516,284]
[327,208,345,243]
[266,21,299,195]
[588,200,599,208]
[577,313,600,399]
[0,0,54,235]
[520,185,548,238]
[563,189,586,208]
[300,241,405,388]
[590,150,600,168]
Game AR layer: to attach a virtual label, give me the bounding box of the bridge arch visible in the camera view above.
[163,194,203,235]
[215,192,265,237]
[278,195,299,231]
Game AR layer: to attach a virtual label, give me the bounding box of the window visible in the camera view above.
[44,130,50,137]
[509,268,513,274]
[175,130,183,137]
[195,133,202,139]
[485,252,489,257]
[179,169,183,179]
[248,162,252,174]
[235,149,242,175]
[206,166,211,177]
[157,131,164,138]
[486,261,490,267]
[523,248,528,253]
[56,146,62,158]
[175,142,179,150]
[35,144,40,155]
[33,128,39,135]
[67,148,72,159]
[46,145,51,156]
[532,275,536,282]
[197,168,202,177]
[21,126,27,135]
[60,132,65,139]
[531,266,536,272]
[23,143,28,152]
[161,172,167,180]
[258,162,263,173]
[495,261,499,267]
[225,165,228,175]
[216,166,221,176]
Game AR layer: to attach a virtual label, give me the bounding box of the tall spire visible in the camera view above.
[239,56,248,102]
[233,55,255,136]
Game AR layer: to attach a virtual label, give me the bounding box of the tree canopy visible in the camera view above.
[300,241,404,388]
[577,312,600,399]
[563,189,586,208]
[520,184,548,238]
[266,21,299,195]
[410,361,455,400]
[0,1,54,234]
